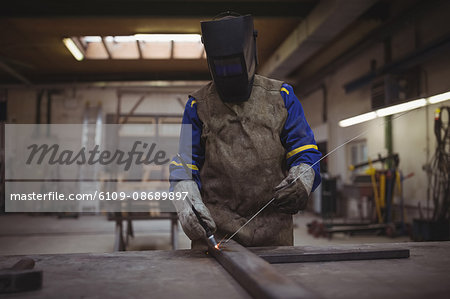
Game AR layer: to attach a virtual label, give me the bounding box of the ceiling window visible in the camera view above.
[103,36,140,59]
[80,36,109,59]
[63,34,206,61]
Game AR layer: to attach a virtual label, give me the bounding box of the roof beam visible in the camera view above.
[343,33,450,93]
[1,1,317,18]
[293,0,444,97]
[259,0,376,80]
[0,60,32,85]
[0,72,211,85]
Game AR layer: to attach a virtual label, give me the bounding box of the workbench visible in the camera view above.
[0,242,449,298]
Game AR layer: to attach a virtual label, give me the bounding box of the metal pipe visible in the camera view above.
[0,61,31,86]
[385,115,393,168]
[47,91,52,124]
[36,90,44,124]
[46,90,52,136]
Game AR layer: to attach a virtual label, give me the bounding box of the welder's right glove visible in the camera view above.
[172,180,216,241]
[272,163,315,214]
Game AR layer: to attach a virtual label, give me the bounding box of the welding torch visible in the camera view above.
[176,154,219,250]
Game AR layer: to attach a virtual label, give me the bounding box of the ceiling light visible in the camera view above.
[62,38,84,61]
[375,98,427,117]
[428,91,450,104]
[339,91,450,127]
[339,112,377,127]
[69,34,205,60]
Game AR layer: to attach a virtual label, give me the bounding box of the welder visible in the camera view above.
[170,13,321,248]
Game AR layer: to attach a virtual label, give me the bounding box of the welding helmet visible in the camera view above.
[201,13,258,102]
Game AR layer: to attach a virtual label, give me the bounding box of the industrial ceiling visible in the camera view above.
[0,0,433,89]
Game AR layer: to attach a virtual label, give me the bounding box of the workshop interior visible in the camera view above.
[0,0,449,298]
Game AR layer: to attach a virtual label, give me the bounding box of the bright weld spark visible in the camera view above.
[222,109,414,244]
[215,235,228,249]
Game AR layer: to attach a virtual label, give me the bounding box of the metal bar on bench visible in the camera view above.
[250,246,410,264]
[325,224,388,234]
[209,240,320,299]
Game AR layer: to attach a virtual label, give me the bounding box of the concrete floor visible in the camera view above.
[0,212,410,256]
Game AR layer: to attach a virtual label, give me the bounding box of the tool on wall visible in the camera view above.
[430,106,449,221]
[350,154,400,224]
[309,153,413,238]
[415,106,450,241]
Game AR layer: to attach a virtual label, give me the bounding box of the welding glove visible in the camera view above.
[173,180,216,241]
[273,163,315,214]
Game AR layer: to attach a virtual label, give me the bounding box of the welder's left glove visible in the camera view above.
[172,180,216,241]
[273,163,315,214]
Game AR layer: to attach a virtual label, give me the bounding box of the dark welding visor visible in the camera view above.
[201,14,257,102]
[213,55,244,77]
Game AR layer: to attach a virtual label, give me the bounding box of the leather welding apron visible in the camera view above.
[191,74,293,248]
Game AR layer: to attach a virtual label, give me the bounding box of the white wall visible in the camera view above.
[300,2,450,217]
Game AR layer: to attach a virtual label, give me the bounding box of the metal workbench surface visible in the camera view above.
[0,242,449,299]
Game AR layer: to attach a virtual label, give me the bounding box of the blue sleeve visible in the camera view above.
[169,96,204,191]
[280,83,322,191]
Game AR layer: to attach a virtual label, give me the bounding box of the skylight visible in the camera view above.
[63,34,206,61]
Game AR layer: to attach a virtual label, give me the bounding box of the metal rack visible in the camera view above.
[106,90,184,250]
